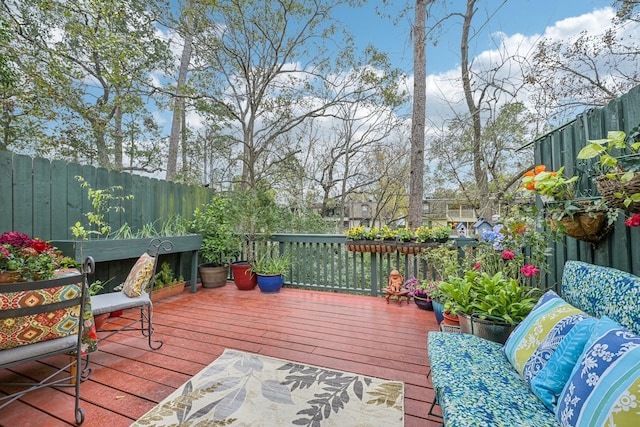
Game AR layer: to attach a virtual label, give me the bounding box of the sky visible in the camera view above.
[180,1,629,150]
[337,0,615,75]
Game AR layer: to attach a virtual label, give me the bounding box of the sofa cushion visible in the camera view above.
[503,290,590,384]
[122,253,155,298]
[428,332,557,427]
[561,261,640,335]
[530,317,599,410]
[556,316,640,427]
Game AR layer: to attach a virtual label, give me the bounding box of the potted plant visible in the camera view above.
[228,185,283,288]
[344,225,379,252]
[421,244,461,324]
[467,271,540,344]
[520,165,617,243]
[577,128,640,212]
[150,261,185,302]
[190,196,241,289]
[403,277,437,310]
[0,231,77,283]
[249,250,291,294]
[437,272,476,331]
[394,226,421,254]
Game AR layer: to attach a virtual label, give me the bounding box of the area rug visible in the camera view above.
[131,349,404,426]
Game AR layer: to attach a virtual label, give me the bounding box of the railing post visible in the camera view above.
[370,253,378,296]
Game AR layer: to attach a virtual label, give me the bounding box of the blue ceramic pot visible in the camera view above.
[256,274,284,294]
[432,299,445,324]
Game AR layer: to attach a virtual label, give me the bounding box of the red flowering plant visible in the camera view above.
[469,206,552,289]
[626,213,640,227]
[436,208,551,323]
[0,231,76,281]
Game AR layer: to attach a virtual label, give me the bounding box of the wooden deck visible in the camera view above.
[0,283,443,426]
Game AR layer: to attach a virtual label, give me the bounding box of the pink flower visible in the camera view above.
[625,214,640,227]
[501,250,515,260]
[474,262,481,270]
[520,264,540,278]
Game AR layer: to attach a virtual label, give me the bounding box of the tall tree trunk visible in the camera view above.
[461,0,490,218]
[181,106,188,176]
[113,89,123,169]
[409,0,427,229]
[166,14,195,181]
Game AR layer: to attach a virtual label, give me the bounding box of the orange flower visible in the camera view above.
[534,165,546,174]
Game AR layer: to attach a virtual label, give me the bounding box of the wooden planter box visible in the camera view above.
[151,281,186,302]
[52,235,203,262]
[52,235,203,293]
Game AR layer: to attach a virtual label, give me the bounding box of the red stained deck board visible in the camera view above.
[1,283,441,426]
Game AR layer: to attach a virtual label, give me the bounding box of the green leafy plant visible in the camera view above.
[228,184,284,264]
[393,227,414,242]
[577,130,640,171]
[250,250,291,276]
[72,176,135,239]
[88,277,114,296]
[469,272,540,325]
[438,270,540,325]
[578,129,640,210]
[190,195,241,267]
[154,262,184,289]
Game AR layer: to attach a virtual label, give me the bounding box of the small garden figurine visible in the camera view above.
[383,269,409,304]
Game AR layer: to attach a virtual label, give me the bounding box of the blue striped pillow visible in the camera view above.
[556,316,640,426]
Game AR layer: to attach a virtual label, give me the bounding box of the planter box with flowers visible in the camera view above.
[1,231,79,283]
[344,226,380,252]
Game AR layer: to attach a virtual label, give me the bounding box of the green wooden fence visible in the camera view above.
[0,151,213,240]
[533,84,640,285]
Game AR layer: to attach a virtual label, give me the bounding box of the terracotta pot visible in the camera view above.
[151,281,185,302]
[442,311,459,326]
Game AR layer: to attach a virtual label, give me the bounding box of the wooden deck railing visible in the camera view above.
[237,234,472,296]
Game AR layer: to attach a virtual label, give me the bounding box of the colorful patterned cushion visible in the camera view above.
[0,271,83,350]
[504,290,589,382]
[122,253,155,298]
[530,317,598,410]
[556,316,640,426]
[561,261,640,335]
[428,332,556,426]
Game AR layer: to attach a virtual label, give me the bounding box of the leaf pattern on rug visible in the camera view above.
[131,349,404,427]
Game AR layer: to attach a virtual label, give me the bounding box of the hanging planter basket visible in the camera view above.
[396,241,423,255]
[345,240,376,252]
[595,173,640,213]
[377,240,397,253]
[548,210,613,244]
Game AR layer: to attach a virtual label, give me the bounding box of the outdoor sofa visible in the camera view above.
[428,260,640,426]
